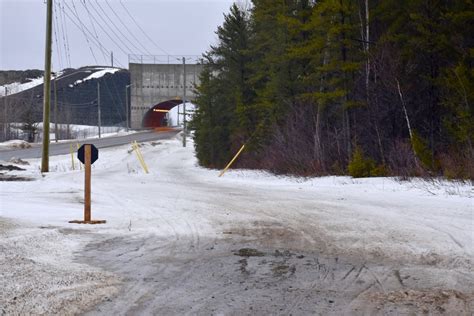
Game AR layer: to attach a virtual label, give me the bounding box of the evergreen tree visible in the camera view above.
[305,0,362,165]
[192,4,252,168]
[192,0,473,179]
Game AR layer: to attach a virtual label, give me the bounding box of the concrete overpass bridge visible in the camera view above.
[129,56,203,129]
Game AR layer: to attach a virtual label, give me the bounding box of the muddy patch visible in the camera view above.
[79,230,474,315]
[234,247,265,257]
[354,289,473,315]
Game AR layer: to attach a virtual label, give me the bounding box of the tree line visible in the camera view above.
[192,0,473,180]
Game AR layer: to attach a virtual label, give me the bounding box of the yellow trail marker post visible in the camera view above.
[132,141,149,174]
[218,144,246,177]
[70,144,75,170]
[77,143,82,170]
[134,141,148,173]
[69,144,106,224]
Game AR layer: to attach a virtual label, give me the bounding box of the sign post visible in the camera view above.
[69,144,106,224]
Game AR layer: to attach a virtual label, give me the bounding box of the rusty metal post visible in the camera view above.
[69,144,105,224]
[84,144,91,221]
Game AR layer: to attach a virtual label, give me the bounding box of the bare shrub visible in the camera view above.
[387,139,425,178]
[438,151,474,181]
[256,103,326,176]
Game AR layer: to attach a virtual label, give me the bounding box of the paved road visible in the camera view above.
[0,129,180,161]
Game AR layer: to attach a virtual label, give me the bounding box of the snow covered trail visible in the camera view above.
[1,136,473,315]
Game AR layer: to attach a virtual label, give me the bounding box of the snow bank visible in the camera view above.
[0,139,31,149]
[0,219,120,315]
[0,136,472,313]
[1,137,471,263]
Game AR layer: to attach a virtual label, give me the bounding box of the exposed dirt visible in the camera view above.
[356,289,471,315]
[0,173,33,181]
[0,164,33,181]
[0,164,25,171]
[79,223,473,315]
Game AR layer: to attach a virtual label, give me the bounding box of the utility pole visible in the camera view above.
[177,104,180,126]
[111,51,114,67]
[3,87,8,140]
[97,81,101,138]
[53,75,58,142]
[182,57,186,147]
[41,0,53,173]
[125,84,131,131]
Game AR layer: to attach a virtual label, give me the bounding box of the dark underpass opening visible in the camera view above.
[142,99,183,128]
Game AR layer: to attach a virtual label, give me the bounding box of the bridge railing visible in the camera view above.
[128,54,202,65]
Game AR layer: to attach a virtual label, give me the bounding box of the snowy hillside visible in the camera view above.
[0,76,44,96]
[0,67,123,96]
[0,72,66,96]
[0,66,129,127]
[72,67,121,86]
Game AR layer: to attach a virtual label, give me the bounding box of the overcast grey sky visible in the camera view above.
[0,0,235,70]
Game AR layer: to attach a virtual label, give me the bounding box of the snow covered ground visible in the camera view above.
[0,140,31,149]
[167,102,195,127]
[0,135,472,314]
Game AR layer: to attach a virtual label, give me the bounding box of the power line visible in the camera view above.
[104,0,154,56]
[58,4,126,123]
[56,0,72,67]
[94,0,148,56]
[119,0,170,55]
[56,1,127,125]
[5,91,96,106]
[60,1,72,67]
[87,1,135,55]
[100,75,125,123]
[63,2,109,63]
[71,0,98,64]
[74,1,128,123]
[80,0,108,63]
[75,1,130,57]
[52,1,64,71]
[62,3,125,68]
